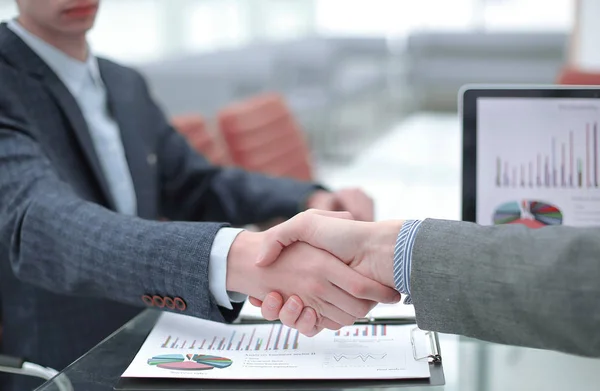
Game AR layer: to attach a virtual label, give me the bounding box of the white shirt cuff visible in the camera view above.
[208,227,247,309]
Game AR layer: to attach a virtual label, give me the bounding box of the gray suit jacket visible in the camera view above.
[0,23,318,391]
[411,219,600,357]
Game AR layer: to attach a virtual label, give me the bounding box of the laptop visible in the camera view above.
[460,85,600,227]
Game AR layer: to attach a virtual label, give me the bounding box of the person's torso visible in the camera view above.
[0,23,164,391]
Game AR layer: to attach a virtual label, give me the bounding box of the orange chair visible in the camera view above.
[557,67,600,85]
[171,114,230,166]
[217,93,313,181]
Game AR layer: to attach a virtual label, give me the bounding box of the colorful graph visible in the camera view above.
[147,354,232,371]
[335,324,387,337]
[493,200,563,228]
[496,122,600,189]
[160,324,300,352]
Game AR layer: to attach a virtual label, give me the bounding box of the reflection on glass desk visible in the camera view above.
[36,309,600,391]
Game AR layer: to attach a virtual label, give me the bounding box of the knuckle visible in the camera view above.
[309,281,326,297]
[349,281,368,298]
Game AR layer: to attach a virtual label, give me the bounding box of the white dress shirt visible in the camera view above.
[8,20,246,309]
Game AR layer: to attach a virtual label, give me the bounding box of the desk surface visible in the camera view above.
[36,309,600,391]
[37,113,600,390]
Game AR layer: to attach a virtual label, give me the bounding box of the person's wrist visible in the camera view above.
[226,231,263,297]
[366,220,404,288]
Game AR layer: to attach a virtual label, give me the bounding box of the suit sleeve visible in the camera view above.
[410,219,600,357]
[0,91,235,323]
[137,76,321,225]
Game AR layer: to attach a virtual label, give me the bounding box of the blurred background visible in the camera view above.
[0,0,580,165]
[0,0,593,208]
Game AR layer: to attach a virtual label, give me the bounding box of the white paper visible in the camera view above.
[239,301,415,321]
[122,312,429,380]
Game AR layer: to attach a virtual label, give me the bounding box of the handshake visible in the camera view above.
[226,208,404,337]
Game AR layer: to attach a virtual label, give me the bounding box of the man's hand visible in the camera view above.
[251,210,403,331]
[306,189,374,221]
[226,228,399,330]
[257,210,402,287]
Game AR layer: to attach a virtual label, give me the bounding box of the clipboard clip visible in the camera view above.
[410,328,442,363]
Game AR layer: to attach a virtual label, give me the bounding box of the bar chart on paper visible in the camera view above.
[495,122,600,189]
[334,324,387,337]
[122,313,432,381]
[159,324,300,352]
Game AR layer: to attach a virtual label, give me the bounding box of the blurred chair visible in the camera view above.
[217,93,313,181]
[557,67,600,85]
[170,115,230,166]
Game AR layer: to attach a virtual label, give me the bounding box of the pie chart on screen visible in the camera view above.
[493,200,563,228]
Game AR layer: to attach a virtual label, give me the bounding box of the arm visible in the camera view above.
[254,212,600,357]
[411,219,600,357]
[0,94,231,322]
[138,76,320,225]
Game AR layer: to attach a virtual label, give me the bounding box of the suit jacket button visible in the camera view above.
[174,297,187,311]
[142,295,153,306]
[164,296,175,309]
[152,295,165,308]
[147,153,157,165]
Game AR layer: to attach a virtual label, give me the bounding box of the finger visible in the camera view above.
[317,298,357,327]
[328,259,401,304]
[300,324,325,338]
[339,191,374,222]
[279,296,304,327]
[248,297,263,307]
[320,282,374,319]
[260,292,284,321]
[319,317,344,331]
[256,210,354,267]
[294,307,320,337]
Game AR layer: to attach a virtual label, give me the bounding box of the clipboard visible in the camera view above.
[114,320,445,390]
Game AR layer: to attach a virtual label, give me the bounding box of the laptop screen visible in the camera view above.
[475,97,600,227]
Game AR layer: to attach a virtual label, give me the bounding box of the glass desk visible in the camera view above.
[36,309,600,391]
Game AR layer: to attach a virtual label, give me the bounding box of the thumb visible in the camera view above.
[255,210,354,267]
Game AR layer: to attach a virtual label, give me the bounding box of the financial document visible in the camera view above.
[122,312,430,380]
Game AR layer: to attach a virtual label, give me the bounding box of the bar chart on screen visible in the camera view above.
[495,122,600,189]
[477,98,600,226]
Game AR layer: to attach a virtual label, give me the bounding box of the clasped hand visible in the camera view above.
[228,209,402,337]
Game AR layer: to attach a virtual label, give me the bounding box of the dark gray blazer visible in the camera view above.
[0,23,318,391]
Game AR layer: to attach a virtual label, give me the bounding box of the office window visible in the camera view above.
[183,0,248,52]
[314,0,573,36]
[88,0,163,64]
[482,0,573,31]
[0,2,17,22]
[315,0,478,36]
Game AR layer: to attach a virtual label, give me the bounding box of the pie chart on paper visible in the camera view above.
[147,354,232,371]
[493,200,563,228]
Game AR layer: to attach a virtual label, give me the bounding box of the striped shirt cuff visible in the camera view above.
[393,220,423,305]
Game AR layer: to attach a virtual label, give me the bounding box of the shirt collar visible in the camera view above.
[7,19,103,95]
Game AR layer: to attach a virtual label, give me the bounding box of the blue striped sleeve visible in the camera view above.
[393,220,423,305]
